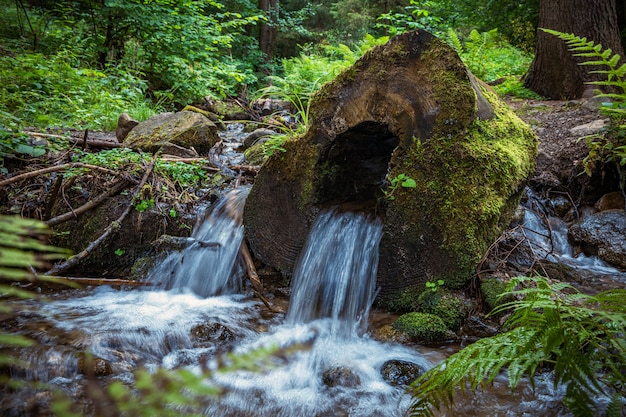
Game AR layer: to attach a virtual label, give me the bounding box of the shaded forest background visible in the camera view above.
[1,0,625,162]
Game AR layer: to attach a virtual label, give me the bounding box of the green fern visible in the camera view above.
[543,29,626,197]
[408,276,626,417]
[542,28,626,108]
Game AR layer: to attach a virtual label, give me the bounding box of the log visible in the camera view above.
[243,30,538,302]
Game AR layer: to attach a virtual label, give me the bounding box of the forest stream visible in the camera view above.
[2,98,626,416]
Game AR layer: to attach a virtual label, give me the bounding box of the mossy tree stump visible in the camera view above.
[243,30,537,303]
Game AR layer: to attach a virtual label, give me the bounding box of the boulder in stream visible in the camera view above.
[243,30,537,303]
[380,359,424,386]
[568,210,626,269]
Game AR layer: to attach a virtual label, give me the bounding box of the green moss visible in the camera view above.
[417,290,467,331]
[480,276,509,313]
[390,80,537,286]
[392,312,448,343]
[381,287,422,312]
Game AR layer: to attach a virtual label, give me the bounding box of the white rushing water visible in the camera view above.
[286,209,383,336]
[6,191,585,417]
[149,188,249,297]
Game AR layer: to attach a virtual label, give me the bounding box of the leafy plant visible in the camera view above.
[408,276,626,417]
[0,215,71,384]
[376,0,443,36]
[447,28,533,84]
[383,173,417,201]
[425,279,444,293]
[543,29,626,200]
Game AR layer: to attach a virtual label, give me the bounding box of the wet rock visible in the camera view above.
[568,211,626,269]
[322,366,361,388]
[123,111,219,154]
[190,322,235,347]
[371,324,411,344]
[417,290,469,332]
[548,194,573,217]
[392,312,448,344]
[243,141,267,165]
[595,191,625,211]
[77,354,112,376]
[380,359,423,386]
[243,128,277,149]
[116,112,139,142]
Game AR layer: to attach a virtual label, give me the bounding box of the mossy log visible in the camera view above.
[243,30,537,302]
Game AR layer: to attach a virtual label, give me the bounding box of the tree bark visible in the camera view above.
[258,0,279,62]
[524,0,625,99]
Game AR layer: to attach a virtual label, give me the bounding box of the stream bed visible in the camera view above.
[2,189,623,416]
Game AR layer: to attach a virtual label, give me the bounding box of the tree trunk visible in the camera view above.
[258,0,279,62]
[524,0,624,99]
[244,31,537,302]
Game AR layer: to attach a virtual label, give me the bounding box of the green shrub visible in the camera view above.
[392,312,448,343]
[0,52,157,130]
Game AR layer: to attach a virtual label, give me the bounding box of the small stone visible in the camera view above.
[380,360,423,386]
[322,366,361,388]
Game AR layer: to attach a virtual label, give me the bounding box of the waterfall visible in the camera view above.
[149,188,248,297]
[286,208,383,336]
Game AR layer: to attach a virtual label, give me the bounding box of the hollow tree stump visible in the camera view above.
[243,30,537,303]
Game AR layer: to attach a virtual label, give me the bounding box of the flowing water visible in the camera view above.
[5,189,616,416]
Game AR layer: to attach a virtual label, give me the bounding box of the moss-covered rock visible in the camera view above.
[392,312,447,343]
[417,290,468,331]
[123,111,219,155]
[480,276,508,312]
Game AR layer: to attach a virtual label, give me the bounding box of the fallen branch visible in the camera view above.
[24,131,121,149]
[45,179,130,227]
[231,164,261,176]
[0,162,137,187]
[240,240,282,313]
[47,156,157,276]
[28,275,154,288]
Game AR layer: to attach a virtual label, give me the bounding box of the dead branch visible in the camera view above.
[0,162,137,187]
[47,156,157,276]
[24,131,121,149]
[43,173,64,220]
[240,240,282,313]
[231,165,261,176]
[45,179,130,227]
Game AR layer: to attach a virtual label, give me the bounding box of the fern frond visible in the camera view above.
[409,276,626,417]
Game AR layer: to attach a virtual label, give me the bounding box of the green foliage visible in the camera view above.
[448,28,533,83]
[392,312,448,343]
[0,51,156,130]
[543,29,626,187]
[376,0,444,37]
[0,111,46,173]
[0,215,70,384]
[425,279,444,293]
[72,148,209,191]
[408,276,626,417]
[383,173,416,201]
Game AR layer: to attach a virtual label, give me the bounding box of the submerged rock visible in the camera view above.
[322,366,361,388]
[568,210,626,269]
[380,359,423,386]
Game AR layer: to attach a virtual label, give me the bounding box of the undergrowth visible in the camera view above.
[408,276,626,417]
[543,29,626,201]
